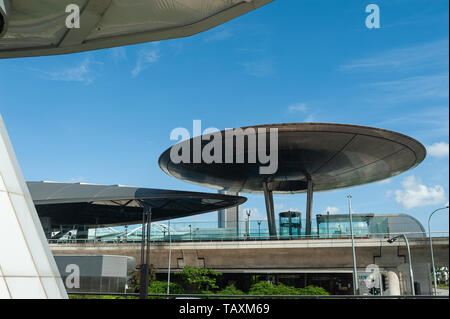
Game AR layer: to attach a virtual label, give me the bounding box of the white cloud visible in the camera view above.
[325,206,340,214]
[395,175,446,210]
[204,29,232,42]
[340,39,448,71]
[378,178,392,185]
[110,47,127,63]
[287,103,317,122]
[288,103,308,113]
[132,43,161,77]
[367,73,449,102]
[373,107,449,140]
[427,142,449,158]
[304,114,315,122]
[30,58,95,84]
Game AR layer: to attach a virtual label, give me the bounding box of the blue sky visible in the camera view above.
[0,0,448,232]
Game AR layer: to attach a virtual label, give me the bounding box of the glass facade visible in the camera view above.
[279,211,301,239]
[316,214,426,239]
[47,213,426,243]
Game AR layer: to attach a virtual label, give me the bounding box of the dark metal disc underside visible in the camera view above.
[159,123,426,194]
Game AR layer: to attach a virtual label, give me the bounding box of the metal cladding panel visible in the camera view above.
[0,115,67,299]
[0,0,273,59]
[101,256,128,277]
[54,255,132,293]
[55,255,104,278]
[54,255,130,277]
[158,123,426,194]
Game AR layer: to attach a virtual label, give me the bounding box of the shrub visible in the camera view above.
[249,282,329,296]
[249,281,282,295]
[217,284,245,296]
[148,281,184,295]
[298,285,329,295]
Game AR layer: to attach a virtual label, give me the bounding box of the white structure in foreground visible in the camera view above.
[0,115,67,299]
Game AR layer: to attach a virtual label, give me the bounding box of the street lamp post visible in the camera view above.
[428,205,449,295]
[348,195,359,295]
[246,209,251,238]
[257,220,262,239]
[327,211,330,238]
[388,234,415,295]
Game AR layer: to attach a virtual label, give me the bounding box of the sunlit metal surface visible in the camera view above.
[159,123,426,194]
[28,181,246,226]
[0,0,273,59]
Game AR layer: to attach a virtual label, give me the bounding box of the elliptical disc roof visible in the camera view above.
[158,123,426,194]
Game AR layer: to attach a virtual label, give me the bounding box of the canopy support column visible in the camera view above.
[138,202,152,299]
[263,181,277,238]
[305,178,314,237]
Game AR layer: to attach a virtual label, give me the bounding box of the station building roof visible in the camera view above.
[28,181,246,227]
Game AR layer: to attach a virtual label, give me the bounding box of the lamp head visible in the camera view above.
[387,234,402,243]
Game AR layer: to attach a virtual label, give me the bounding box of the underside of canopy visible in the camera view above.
[0,0,273,59]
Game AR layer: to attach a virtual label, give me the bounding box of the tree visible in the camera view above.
[175,267,222,292]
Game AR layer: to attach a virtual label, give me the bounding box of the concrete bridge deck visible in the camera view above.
[50,237,449,271]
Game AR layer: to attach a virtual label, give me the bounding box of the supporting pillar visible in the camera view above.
[76,225,89,240]
[39,217,52,239]
[139,204,152,299]
[305,178,314,236]
[217,191,225,228]
[263,181,277,238]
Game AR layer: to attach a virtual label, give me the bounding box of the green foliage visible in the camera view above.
[217,285,245,296]
[249,281,292,295]
[249,281,329,296]
[297,285,329,295]
[69,294,137,299]
[127,270,139,292]
[175,267,222,292]
[148,281,184,295]
[127,266,158,293]
[98,295,126,299]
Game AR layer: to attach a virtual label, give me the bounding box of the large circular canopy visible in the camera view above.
[28,181,246,227]
[159,123,426,194]
[0,0,272,59]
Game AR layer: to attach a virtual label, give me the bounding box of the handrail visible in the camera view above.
[47,231,449,245]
